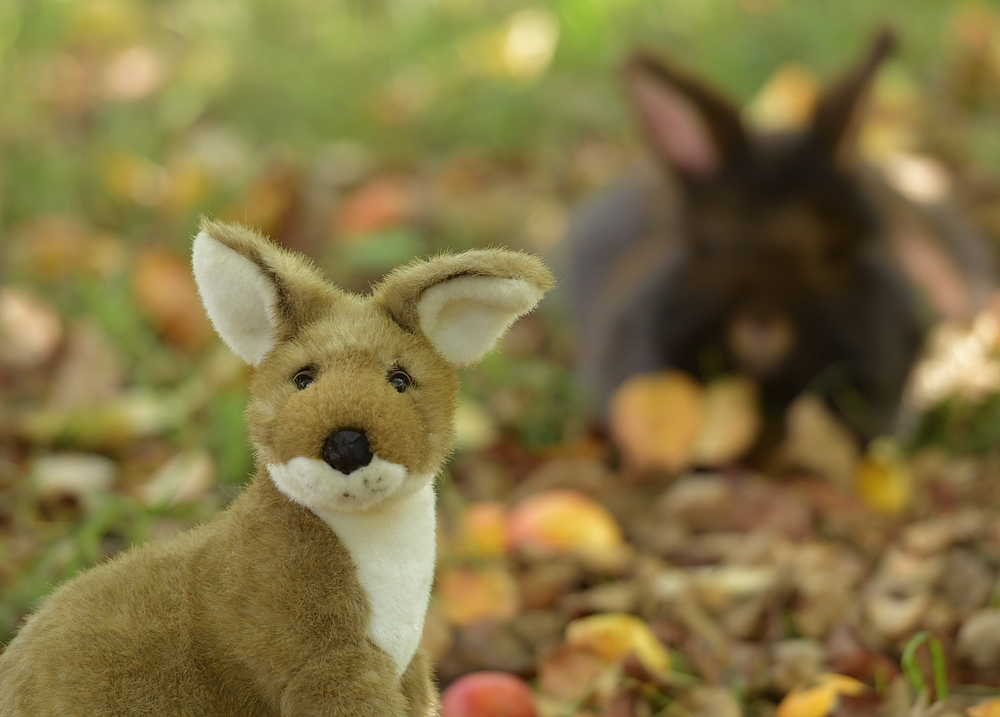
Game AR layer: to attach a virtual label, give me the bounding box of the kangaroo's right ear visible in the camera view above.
[622,52,748,177]
[191,220,333,365]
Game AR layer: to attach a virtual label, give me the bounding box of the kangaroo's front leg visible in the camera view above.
[401,647,439,717]
[281,645,405,717]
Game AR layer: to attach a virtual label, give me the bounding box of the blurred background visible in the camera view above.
[5,0,1000,715]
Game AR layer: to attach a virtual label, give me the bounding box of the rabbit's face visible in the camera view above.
[682,136,880,378]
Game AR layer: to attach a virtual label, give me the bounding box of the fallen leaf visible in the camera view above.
[968,698,1000,717]
[564,612,671,677]
[437,566,520,627]
[690,376,761,466]
[132,248,213,353]
[507,489,623,558]
[454,398,499,453]
[335,174,410,238]
[32,452,117,497]
[780,395,860,490]
[855,437,912,515]
[0,287,63,367]
[609,371,703,472]
[48,323,124,410]
[537,644,610,703]
[137,450,215,507]
[775,673,866,717]
[458,502,508,559]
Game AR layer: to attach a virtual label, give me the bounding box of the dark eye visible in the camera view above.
[293,368,315,390]
[388,369,412,393]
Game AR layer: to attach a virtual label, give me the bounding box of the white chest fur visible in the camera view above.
[314,482,436,675]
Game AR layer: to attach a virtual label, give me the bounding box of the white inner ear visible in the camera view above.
[629,73,720,176]
[192,231,279,365]
[416,275,544,365]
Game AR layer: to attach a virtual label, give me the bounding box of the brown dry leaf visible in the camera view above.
[10,217,92,280]
[49,323,125,410]
[564,612,671,677]
[0,287,63,367]
[690,376,761,467]
[775,674,866,717]
[224,162,301,238]
[132,248,213,353]
[780,395,860,490]
[335,174,411,238]
[968,698,1000,717]
[745,64,819,131]
[609,371,703,472]
[537,644,610,703]
[507,489,623,559]
[854,437,912,516]
[436,566,520,627]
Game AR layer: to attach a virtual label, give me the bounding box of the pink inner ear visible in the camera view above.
[629,74,720,176]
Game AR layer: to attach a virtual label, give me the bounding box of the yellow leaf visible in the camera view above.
[507,489,623,558]
[690,376,761,467]
[855,437,912,515]
[776,674,866,717]
[609,371,703,472]
[968,698,1000,717]
[565,613,671,676]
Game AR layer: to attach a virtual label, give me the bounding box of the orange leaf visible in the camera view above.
[132,248,213,353]
[609,371,703,472]
[436,566,520,627]
[336,175,411,238]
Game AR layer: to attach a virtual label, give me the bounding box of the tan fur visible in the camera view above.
[0,222,552,716]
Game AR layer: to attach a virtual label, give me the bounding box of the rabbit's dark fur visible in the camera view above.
[568,31,996,436]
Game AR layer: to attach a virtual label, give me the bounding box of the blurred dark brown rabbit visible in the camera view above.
[567,30,997,437]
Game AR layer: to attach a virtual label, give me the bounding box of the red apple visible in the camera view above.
[441,671,537,717]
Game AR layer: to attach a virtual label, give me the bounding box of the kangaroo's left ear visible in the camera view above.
[375,249,555,365]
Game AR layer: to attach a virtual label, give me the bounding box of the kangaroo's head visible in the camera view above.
[192,220,553,513]
[624,30,896,383]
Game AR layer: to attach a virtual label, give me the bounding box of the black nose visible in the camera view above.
[322,430,373,475]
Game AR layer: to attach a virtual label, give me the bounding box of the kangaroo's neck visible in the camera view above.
[251,466,437,676]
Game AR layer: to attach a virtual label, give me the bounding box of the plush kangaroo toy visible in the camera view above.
[0,220,554,716]
[567,30,997,436]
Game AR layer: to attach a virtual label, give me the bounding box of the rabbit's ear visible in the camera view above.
[192,220,334,365]
[375,250,554,366]
[622,53,748,177]
[810,28,896,159]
